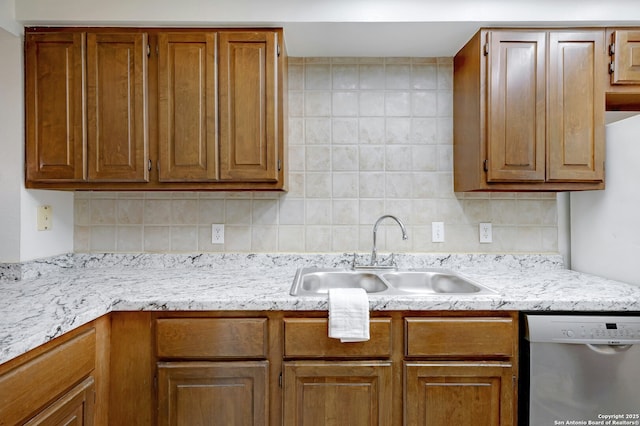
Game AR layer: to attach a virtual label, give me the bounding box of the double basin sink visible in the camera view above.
[290,267,497,297]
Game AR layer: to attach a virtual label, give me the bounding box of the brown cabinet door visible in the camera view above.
[611,30,640,85]
[219,32,279,182]
[486,31,546,182]
[404,362,514,426]
[283,361,393,426]
[158,33,218,182]
[23,377,95,426]
[25,32,86,182]
[547,31,605,182]
[86,33,149,182]
[157,361,268,426]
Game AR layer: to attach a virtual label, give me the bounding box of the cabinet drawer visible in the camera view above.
[405,317,514,357]
[156,318,268,359]
[284,318,392,358]
[0,328,96,425]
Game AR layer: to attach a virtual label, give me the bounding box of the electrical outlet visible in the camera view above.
[479,222,492,243]
[211,224,225,244]
[37,205,52,231]
[431,222,445,243]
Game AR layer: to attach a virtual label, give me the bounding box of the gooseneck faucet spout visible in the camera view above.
[370,215,408,266]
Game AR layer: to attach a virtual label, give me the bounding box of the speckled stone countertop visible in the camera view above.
[1,252,639,365]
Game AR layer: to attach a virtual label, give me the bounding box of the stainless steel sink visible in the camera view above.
[290,267,496,297]
[380,270,484,294]
[296,270,388,294]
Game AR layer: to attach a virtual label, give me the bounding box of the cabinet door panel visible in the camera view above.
[157,361,268,426]
[219,32,278,182]
[283,361,392,426]
[25,32,85,182]
[158,33,218,182]
[548,31,605,182]
[87,33,148,182]
[611,30,640,84]
[487,31,546,182]
[404,362,514,426]
[0,328,96,425]
[23,377,95,426]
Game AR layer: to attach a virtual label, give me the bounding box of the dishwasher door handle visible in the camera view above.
[587,343,635,354]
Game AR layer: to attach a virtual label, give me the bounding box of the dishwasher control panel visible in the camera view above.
[525,314,640,344]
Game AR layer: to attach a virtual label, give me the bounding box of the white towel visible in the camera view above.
[328,288,370,342]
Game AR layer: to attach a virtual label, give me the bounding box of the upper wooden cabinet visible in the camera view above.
[86,33,149,182]
[25,32,86,182]
[24,27,287,191]
[609,29,640,85]
[605,29,640,110]
[25,31,149,185]
[219,32,279,183]
[454,29,606,192]
[157,32,217,182]
[485,31,546,184]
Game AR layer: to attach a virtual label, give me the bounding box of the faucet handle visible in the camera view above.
[388,253,396,267]
[379,253,397,268]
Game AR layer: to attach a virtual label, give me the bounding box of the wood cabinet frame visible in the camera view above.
[0,316,110,426]
[605,28,640,110]
[25,32,86,183]
[0,310,518,425]
[24,27,287,191]
[454,28,606,192]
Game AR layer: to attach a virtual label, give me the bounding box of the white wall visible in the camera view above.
[570,115,640,285]
[0,29,22,262]
[557,192,571,268]
[14,0,640,57]
[15,0,640,23]
[0,25,74,262]
[0,0,19,35]
[20,190,74,261]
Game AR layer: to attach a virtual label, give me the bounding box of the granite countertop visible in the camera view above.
[1,252,640,365]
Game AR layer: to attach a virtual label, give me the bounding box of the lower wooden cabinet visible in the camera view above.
[154,316,271,426]
[23,377,95,426]
[157,362,269,426]
[0,325,99,426]
[150,312,516,426]
[282,361,393,426]
[0,311,518,426]
[404,362,514,426]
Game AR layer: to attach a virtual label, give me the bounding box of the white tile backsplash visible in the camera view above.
[75,57,559,254]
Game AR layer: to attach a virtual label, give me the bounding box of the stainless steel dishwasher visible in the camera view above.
[522,314,640,425]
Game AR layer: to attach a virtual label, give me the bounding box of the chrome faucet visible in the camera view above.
[369,215,408,267]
